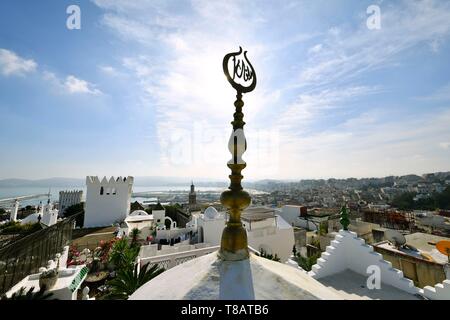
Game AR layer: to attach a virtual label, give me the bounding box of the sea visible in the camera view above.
[0,186,266,208]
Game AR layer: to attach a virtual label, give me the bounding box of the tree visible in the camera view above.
[130,228,141,247]
[130,201,145,212]
[390,192,416,210]
[108,238,139,271]
[64,203,84,227]
[319,221,328,235]
[104,263,164,300]
[296,252,321,271]
[164,205,178,222]
[389,187,450,211]
[0,208,6,215]
[436,186,450,210]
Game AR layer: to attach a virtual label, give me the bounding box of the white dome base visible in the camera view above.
[130,251,343,300]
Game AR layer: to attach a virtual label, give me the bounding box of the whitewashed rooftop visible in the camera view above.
[130,251,344,300]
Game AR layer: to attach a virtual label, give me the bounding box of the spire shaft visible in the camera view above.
[219,48,257,261]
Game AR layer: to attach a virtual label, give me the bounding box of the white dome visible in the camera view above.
[130,210,148,216]
[130,251,343,300]
[204,206,219,219]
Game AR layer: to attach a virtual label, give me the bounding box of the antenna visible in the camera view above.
[385,229,406,248]
[436,240,450,263]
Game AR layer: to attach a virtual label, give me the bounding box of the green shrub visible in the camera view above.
[295,252,321,271]
[256,249,281,262]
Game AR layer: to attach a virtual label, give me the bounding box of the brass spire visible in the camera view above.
[219,47,257,261]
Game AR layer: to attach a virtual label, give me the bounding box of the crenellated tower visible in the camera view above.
[84,176,134,227]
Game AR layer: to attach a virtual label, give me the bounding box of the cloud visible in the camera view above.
[308,44,323,54]
[0,48,37,76]
[276,86,381,133]
[297,0,450,87]
[276,108,450,179]
[64,75,102,95]
[417,83,450,101]
[43,71,102,95]
[99,65,121,76]
[91,0,450,179]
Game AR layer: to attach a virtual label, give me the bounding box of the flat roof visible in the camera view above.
[242,207,276,222]
[318,270,421,300]
[405,232,450,253]
[375,236,449,265]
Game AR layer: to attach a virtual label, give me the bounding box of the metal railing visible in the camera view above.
[138,245,220,270]
[0,212,81,294]
[138,245,261,271]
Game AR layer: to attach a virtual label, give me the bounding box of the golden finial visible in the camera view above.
[219,47,257,261]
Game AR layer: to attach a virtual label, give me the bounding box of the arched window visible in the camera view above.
[100,187,104,195]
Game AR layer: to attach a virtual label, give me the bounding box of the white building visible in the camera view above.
[123,210,155,238]
[131,227,450,300]
[84,176,133,228]
[41,201,59,226]
[189,206,295,262]
[280,205,326,231]
[194,207,226,246]
[20,200,59,227]
[6,247,89,300]
[58,190,83,215]
[242,207,295,262]
[152,204,167,227]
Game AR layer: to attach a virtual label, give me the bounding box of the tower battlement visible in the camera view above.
[59,190,83,195]
[84,176,134,227]
[86,176,134,186]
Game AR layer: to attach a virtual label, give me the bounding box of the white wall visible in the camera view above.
[243,218,275,230]
[247,216,295,262]
[153,210,166,225]
[197,216,226,245]
[192,213,295,262]
[280,205,319,231]
[42,208,58,226]
[280,205,301,225]
[156,227,191,242]
[310,230,418,295]
[84,176,133,227]
[423,280,450,300]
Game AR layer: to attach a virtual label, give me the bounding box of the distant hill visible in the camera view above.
[1,171,449,188]
[0,178,84,188]
[0,176,226,188]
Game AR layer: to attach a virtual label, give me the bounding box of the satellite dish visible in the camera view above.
[436,241,450,262]
[385,229,406,248]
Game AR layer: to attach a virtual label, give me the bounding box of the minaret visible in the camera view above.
[189,181,196,210]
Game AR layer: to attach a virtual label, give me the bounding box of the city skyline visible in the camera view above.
[1,0,450,180]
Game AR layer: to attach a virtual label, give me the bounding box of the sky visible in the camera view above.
[0,0,450,181]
